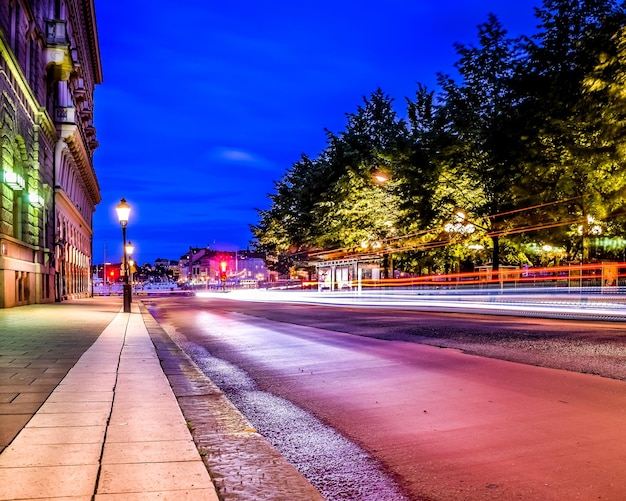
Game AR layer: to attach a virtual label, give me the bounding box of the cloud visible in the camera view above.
[207,147,277,171]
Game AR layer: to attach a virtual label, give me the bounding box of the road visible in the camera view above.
[145,294,626,501]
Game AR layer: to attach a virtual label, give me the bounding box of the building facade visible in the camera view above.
[0,0,102,307]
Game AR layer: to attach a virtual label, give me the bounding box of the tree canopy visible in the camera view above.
[252,0,626,276]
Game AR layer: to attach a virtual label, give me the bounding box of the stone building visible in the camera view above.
[0,0,102,307]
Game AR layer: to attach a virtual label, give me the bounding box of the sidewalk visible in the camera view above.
[0,299,218,500]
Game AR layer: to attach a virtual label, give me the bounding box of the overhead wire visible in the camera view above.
[306,196,626,261]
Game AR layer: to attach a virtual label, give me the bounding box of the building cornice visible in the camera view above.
[85,0,103,84]
[66,0,103,85]
[62,126,102,206]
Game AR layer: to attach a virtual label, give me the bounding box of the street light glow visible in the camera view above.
[116,197,132,312]
[115,197,131,227]
[445,209,475,234]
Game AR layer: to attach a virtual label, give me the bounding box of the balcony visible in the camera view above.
[44,20,72,81]
[54,106,76,124]
[45,20,68,46]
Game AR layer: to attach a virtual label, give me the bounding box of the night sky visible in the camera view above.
[92,1,539,265]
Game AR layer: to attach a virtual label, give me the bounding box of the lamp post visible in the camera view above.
[126,241,135,288]
[444,210,476,280]
[115,198,132,312]
[578,214,602,264]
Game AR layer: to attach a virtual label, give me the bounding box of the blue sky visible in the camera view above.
[92,1,540,265]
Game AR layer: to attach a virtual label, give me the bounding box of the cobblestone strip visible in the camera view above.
[140,303,325,501]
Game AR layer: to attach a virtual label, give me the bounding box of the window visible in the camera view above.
[12,191,23,240]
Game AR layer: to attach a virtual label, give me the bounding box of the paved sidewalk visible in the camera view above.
[0,300,218,500]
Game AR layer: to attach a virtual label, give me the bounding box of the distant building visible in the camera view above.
[236,250,268,283]
[179,247,268,286]
[154,257,171,269]
[152,257,179,282]
[0,1,102,307]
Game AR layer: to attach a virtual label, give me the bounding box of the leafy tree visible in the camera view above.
[579,11,626,260]
[403,85,446,233]
[253,0,626,276]
[516,0,626,261]
[435,14,525,270]
[310,89,408,249]
[251,154,328,274]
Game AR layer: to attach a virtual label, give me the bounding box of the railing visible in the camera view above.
[54,106,75,124]
[316,262,626,294]
[93,284,193,297]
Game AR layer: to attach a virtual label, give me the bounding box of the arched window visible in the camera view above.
[1,135,27,240]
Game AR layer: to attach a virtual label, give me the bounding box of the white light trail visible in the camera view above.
[194,288,626,321]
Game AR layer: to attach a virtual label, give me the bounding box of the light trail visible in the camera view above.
[195,287,626,322]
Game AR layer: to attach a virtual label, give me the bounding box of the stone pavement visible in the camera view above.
[0,298,218,500]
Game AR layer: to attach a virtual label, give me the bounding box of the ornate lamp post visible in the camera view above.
[444,210,475,235]
[126,241,135,287]
[578,214,602,264]
[444,210,476,278]
[115,198,132,312]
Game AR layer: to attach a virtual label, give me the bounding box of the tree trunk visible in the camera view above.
[492,235,500,272]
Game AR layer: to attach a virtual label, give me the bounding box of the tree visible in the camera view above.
[436,14,525,270]
[251,154,328,274]
[310,89,408,250]
[252,0,626,276]
[518,0,626,261]
[402,84,445,233]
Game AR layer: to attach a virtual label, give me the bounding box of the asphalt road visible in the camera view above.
[146,295,626,501]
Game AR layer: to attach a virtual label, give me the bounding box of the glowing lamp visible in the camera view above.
[115,197,132,312]
[28,192,44,208]
[115,197,131,227]
[372,170,389,184]
[3,171,25,190]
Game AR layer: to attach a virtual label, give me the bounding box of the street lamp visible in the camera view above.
[444,210,476,279]
[115,198,132,312]
[444,211,475,235]
[578,215,602,263]
[373,171,389,184]
[126,240,135,258]
[126,241,135,286]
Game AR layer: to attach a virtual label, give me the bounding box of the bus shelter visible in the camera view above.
[315,257,382,292]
